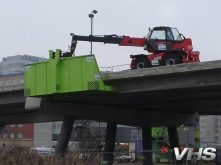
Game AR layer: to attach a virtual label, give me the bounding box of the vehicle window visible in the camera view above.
[150,30,166,40]
[171,28,181,41]
[167,31,174,40]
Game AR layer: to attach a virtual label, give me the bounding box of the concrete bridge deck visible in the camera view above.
[0,60,221,125]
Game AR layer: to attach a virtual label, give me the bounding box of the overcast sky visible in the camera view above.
[1,1,221,71]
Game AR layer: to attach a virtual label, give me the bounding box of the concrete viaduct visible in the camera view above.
[1,60,221,164]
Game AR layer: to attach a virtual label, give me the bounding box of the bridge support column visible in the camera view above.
[167,126,182,165]
[167,126,179,149]
[55,115,75,154]
[103,122,117,165]
[142,126,152,165]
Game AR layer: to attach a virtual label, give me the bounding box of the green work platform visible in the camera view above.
[24,49,114,97]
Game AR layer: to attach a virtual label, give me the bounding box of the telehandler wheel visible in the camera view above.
[135,58,149,69]
[163,54,180,66]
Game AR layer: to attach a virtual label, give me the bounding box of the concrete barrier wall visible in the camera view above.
[0,74,24,92]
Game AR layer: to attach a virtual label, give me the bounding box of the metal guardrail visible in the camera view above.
[99,64,130,72]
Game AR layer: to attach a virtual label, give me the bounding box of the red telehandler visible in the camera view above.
[64,26,200,69]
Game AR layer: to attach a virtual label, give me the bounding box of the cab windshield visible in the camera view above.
[150,30,166,40]
[149,27,182,41]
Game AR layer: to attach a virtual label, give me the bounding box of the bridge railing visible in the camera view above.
[99,64,130,72]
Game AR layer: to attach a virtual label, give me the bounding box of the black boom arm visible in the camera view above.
[70,33,125,54]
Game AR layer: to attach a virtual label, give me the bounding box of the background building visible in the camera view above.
[200,115,221,144]
[0,55,46,75]
[0,124,34,147]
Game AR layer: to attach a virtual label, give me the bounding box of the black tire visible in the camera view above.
[163,54,180,66]
[135,58,149,69]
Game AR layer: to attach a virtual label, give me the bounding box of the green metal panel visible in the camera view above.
[35,63,47,95]
[24,65,36,96]
[159,158,169,163]
[46,58,58,94]
[24,49,114,97]
[152,127,167,138]
[69,58,83,91]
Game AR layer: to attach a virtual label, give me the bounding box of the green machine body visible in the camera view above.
[24,49,114,98]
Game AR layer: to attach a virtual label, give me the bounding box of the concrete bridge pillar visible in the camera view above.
[167,126,179,149]
[167,125,182,165]
[55,115,75,154]
[103,122,117,165]
[142,126,152,165]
